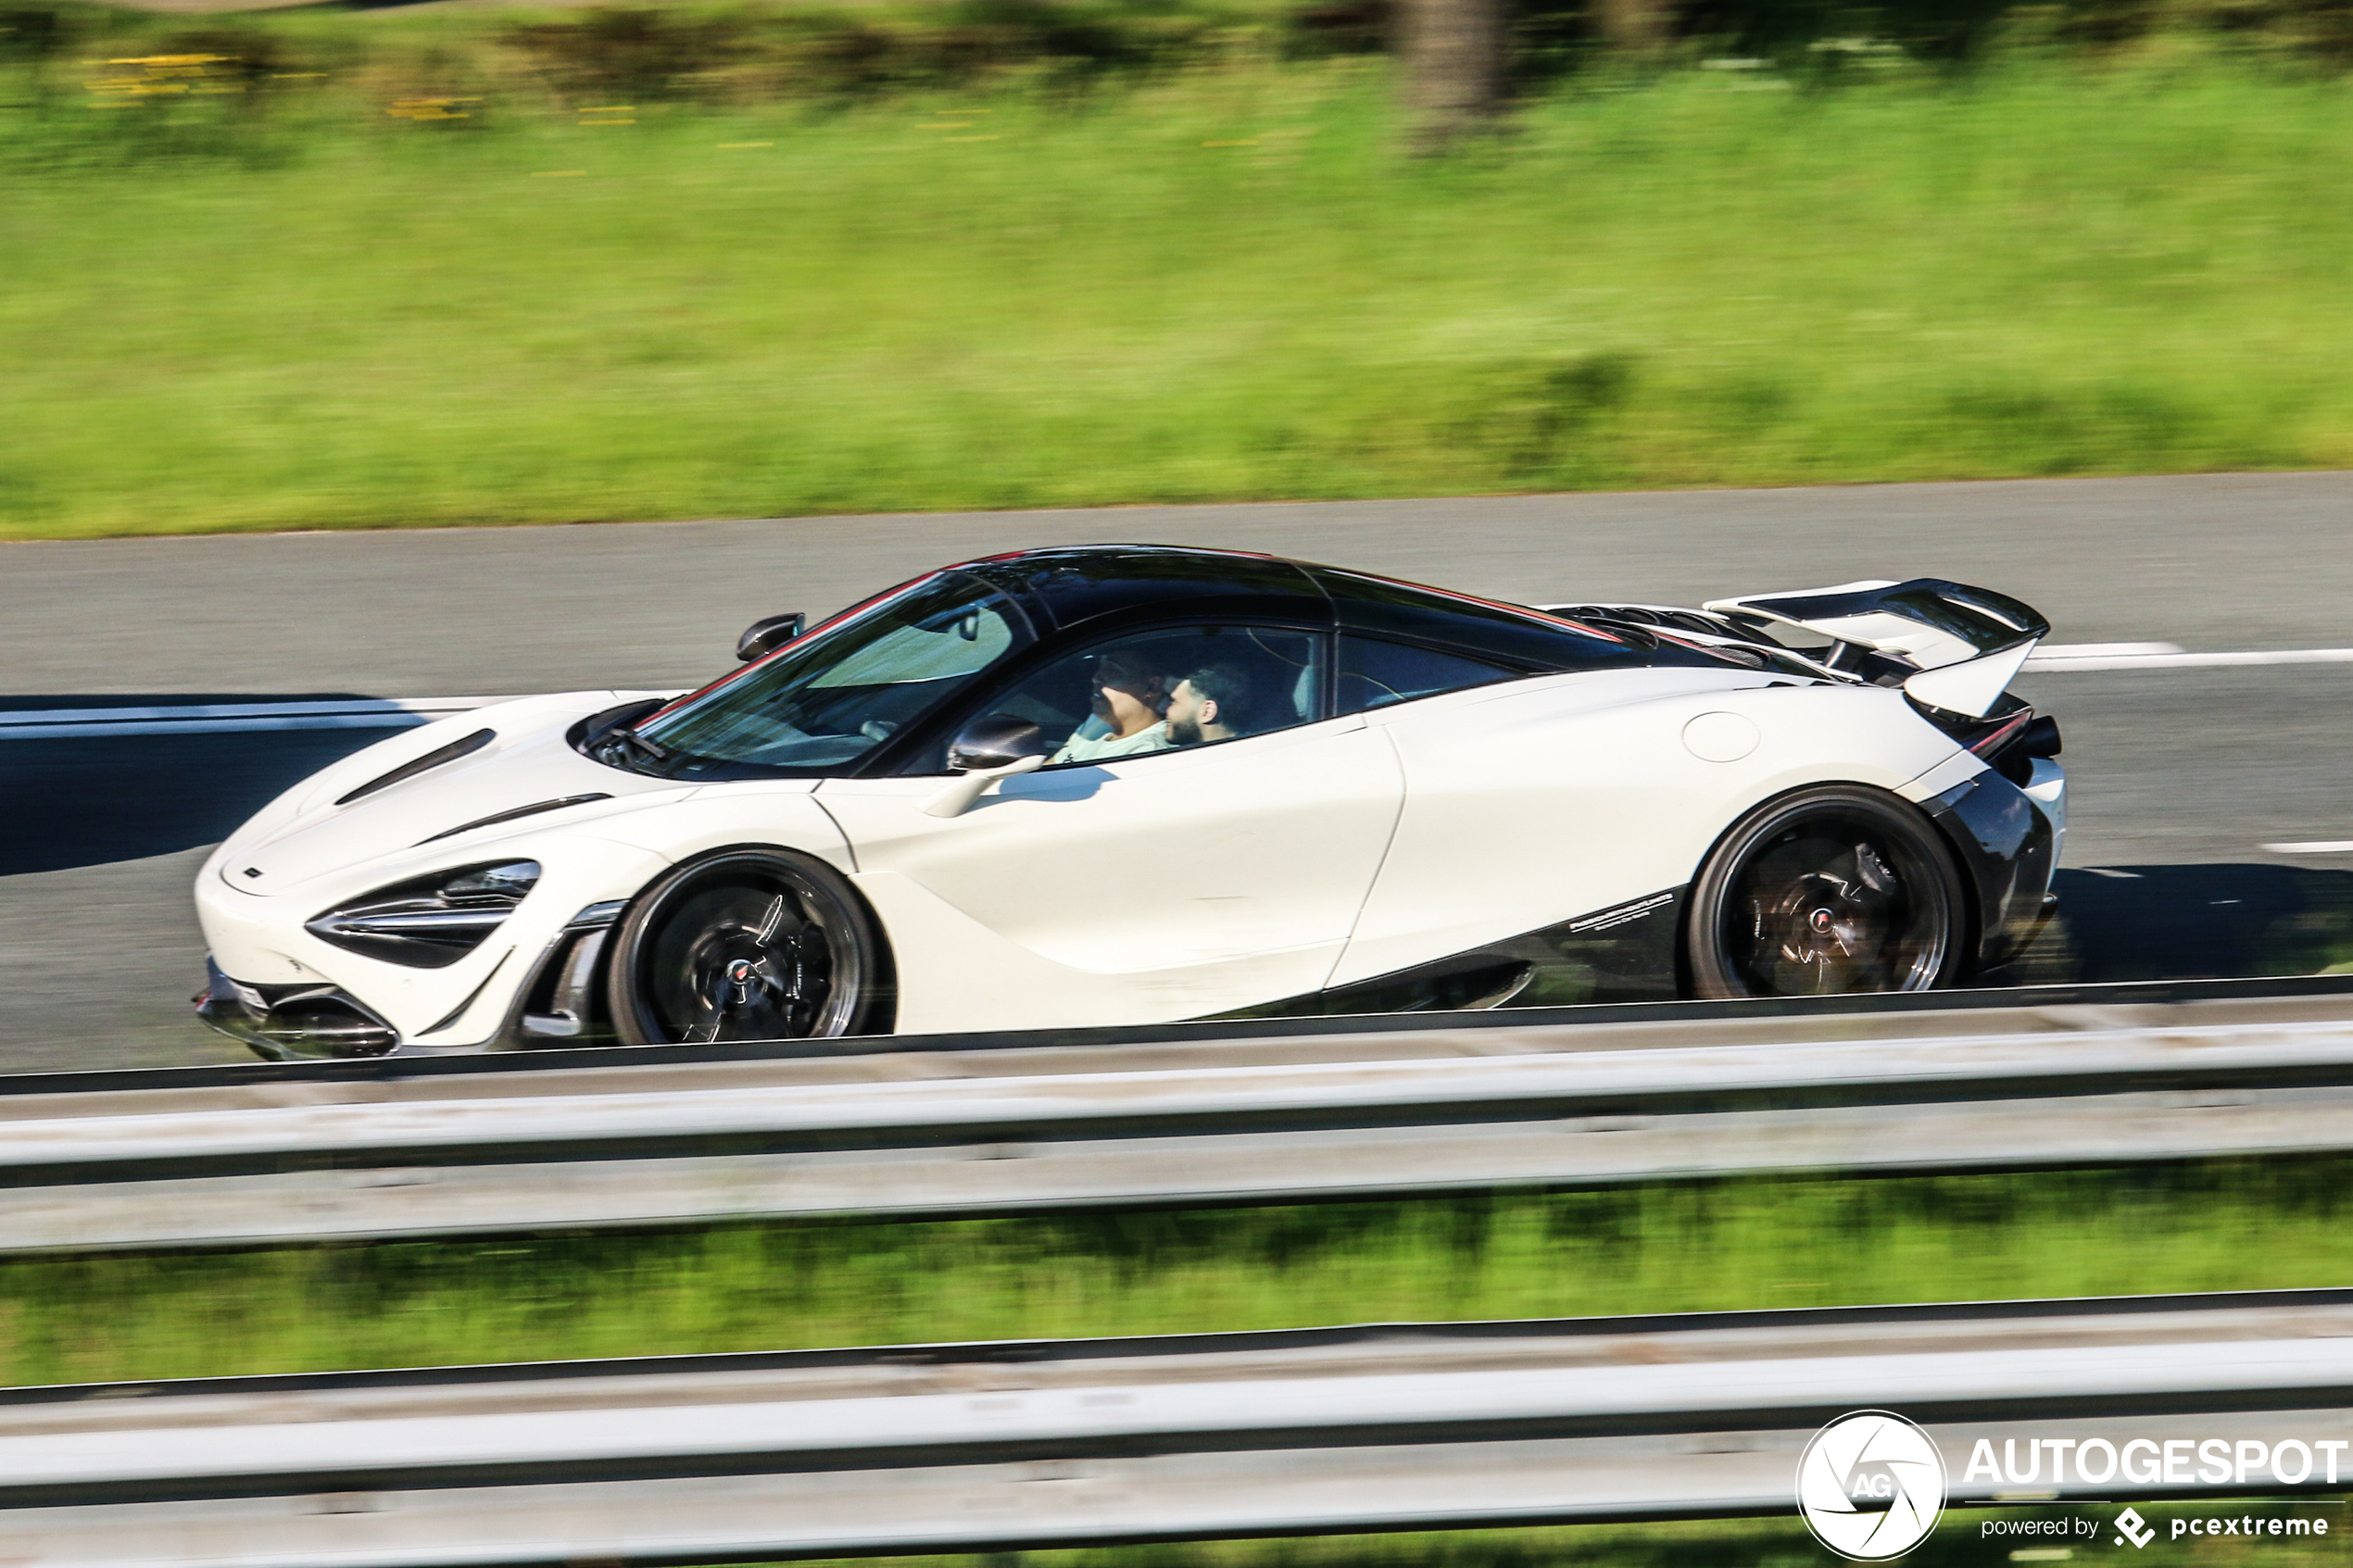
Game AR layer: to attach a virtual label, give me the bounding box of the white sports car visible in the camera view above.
[195,546,2065,1059]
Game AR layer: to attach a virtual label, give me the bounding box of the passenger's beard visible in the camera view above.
[1167,715,1202,746]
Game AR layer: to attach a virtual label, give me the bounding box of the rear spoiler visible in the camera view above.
[1701,579,2049,718]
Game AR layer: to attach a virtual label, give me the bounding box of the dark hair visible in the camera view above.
[1092,648,1152,683]
[1182,663,1255,731]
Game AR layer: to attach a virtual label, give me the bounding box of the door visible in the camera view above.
[814,625,1405,1032]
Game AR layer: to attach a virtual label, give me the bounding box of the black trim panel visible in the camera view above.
[1921,771,2058,974]
[332,727,494,806]
[1218,888,1684,1020]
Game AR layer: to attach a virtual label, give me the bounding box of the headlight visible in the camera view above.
[305,860,542,969]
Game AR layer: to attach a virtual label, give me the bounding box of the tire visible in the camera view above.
[1685,785,1966,999]
[607,847,892,1046]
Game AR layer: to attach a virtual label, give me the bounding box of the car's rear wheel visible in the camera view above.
[607,847,890,1046]
[1685,785,1965,999]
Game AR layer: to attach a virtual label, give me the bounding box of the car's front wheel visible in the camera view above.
[607,847,891,1045]
[1685,785,1965,999]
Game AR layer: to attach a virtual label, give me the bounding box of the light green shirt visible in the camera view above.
[1051,721,1172,764]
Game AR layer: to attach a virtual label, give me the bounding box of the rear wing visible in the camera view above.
[1701,579,2049,718]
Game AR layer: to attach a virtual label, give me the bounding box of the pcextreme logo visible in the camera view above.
[1797,1411,1948,1561]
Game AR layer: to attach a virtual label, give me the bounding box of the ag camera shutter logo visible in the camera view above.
[1797,1411,1947,1561]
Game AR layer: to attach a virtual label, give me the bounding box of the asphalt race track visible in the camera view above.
[6,470,2351,1073]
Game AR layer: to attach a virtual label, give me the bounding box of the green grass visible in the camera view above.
[6,1160,2349,1387]
[6,41,2353,538]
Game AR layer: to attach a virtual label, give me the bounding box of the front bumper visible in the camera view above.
[194,959,399,1060]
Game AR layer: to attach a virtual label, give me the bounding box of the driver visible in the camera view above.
[1049,649,1173,762]
[1165,664,1251,746]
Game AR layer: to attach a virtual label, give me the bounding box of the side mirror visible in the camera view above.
[736,612,806,663]
[925,717,1048,819]
[947,714,1046,772]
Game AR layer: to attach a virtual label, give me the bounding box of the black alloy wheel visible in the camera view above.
[607,848,890,1046]
[1685,785,1966,999]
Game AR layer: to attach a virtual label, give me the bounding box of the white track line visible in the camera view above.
[2025,643,2353,672]
[0,697,515,740]
[2263,842,2353,855]
[1,640,2344,741]
[2029,642,2186,660]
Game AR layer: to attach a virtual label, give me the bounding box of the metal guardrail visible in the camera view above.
[8,1289,2353,1565]
[7,985,2353,1253]
[22,972,2353,1098]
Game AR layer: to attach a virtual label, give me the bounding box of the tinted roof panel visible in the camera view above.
[1308,567,1646,671]
[966,546,1331,635]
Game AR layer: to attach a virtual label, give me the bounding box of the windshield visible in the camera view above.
[616,571,1033,777]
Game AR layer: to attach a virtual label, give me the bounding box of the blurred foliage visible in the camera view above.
[5,48,2351,536]
[488,0,1262,101]
[4,0,2353,145]
[0,0,1312,134]
[2,1158,2349,1385]
[0,6,68,59]
[5,0,2353,536]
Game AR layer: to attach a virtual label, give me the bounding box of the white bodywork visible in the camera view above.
[819,715,1405,1032]
[196,580,2066,1050]
[1328,670,1964,989]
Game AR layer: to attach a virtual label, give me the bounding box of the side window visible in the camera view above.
[960,626,1325,769]
[1338,636,1516,713]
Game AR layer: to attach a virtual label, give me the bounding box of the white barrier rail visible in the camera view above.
[6,993,2353,1253]
[2,640,2342,741]
[0,696,514,740]
[7,1290,2352,1566]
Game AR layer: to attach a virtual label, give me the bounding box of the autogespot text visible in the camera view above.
[1962,1436,2351,1487]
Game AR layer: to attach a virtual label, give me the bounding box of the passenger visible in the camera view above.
[1165,664,1252,746]
[1049,650,1173,762]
